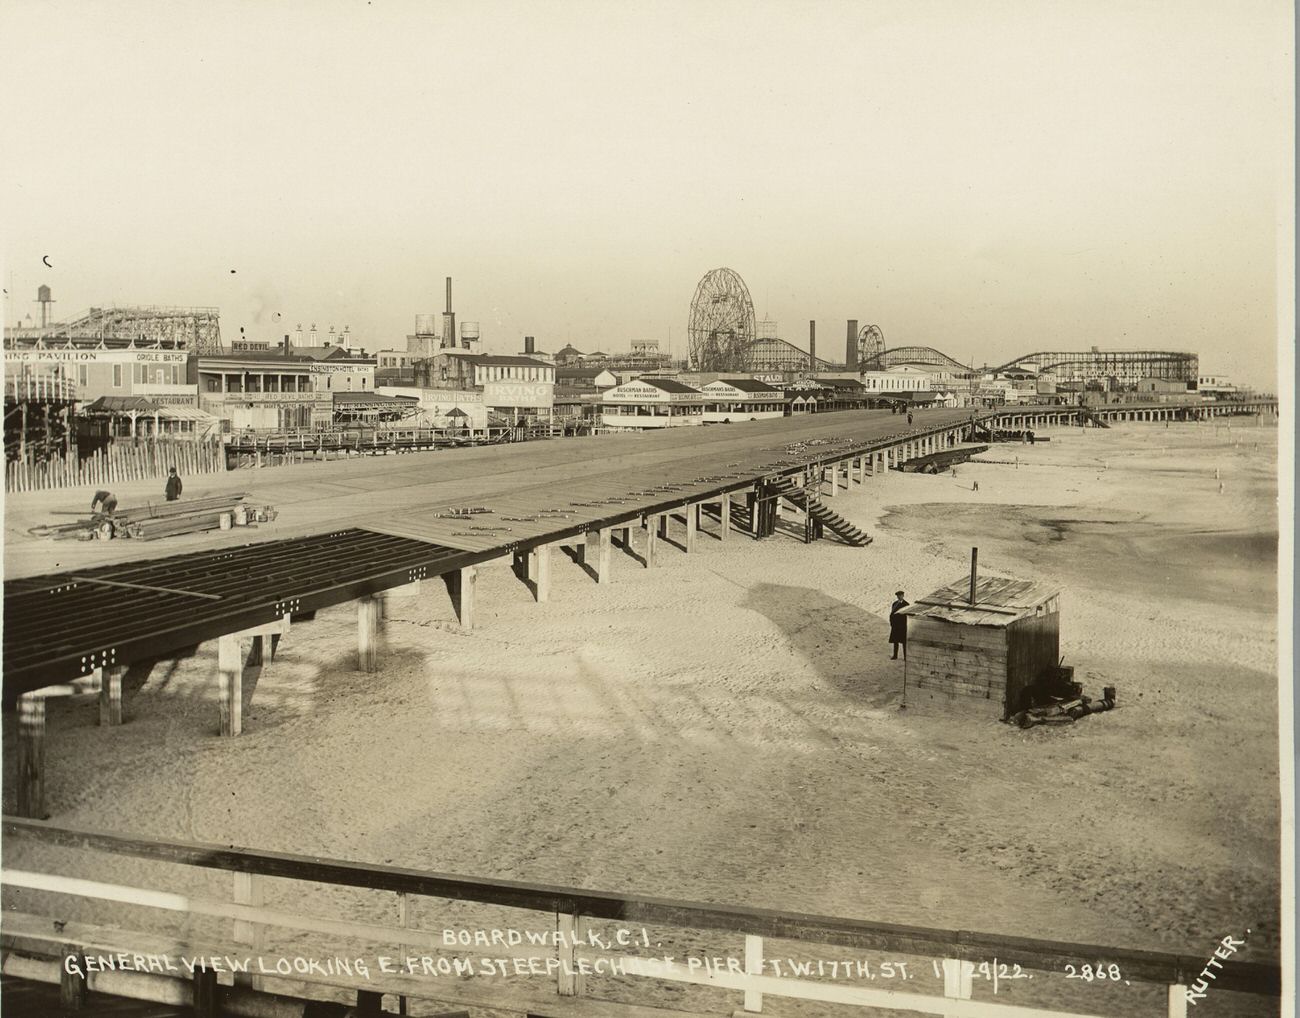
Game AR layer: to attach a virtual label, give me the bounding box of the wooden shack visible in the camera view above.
[900,575,1060,718]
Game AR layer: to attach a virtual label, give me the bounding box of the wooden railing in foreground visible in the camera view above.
[0,817,1281,1018]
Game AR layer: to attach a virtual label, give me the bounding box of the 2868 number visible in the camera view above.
[1065,963,1123,982]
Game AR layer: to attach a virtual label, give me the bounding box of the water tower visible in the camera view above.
[37,285,54,328]
[412,313,438,356]
[459,321,480,351]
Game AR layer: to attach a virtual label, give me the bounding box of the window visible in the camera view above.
[78,365,88,386]
[113,364,123,388]
[156,368,165,385]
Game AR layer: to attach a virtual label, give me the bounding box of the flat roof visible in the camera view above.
[901,575,1060,628]
[332,392,418,405]
[446,354,553,368]
[712,378,783,394]
[640,378,702,394]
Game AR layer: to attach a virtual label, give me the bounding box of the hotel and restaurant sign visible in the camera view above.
[605,382,699,404]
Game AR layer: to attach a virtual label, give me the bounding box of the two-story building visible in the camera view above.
[197,352,332,431]
[411,351,556,426]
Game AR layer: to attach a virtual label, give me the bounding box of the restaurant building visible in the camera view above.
[600,378,705,431]
[700,378,788,423]
[197,352,332,431]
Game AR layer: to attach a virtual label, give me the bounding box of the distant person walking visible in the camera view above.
[165,466,183,501]
[906,411,913,425]
[889,591,909,660]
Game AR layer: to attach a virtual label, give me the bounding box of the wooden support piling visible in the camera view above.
[247,633,264,667]
[192,967,219,1017]
[719,491,731,542]
[557,911,584,997]
[942,958,974,1018]
[60,945,87,1011]
[685,502,697,552]
[645,515,659,567]
[446,565,477,628]
[233,872,265,990]
[596,527,612,583]
[358,594,381,672]
[531,542,552,602]
[97,665,124,726]
[217,634,242,737]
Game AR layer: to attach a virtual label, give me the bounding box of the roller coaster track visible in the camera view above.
[860,346,1198,381]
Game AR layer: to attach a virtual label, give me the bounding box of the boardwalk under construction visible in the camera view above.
[4,408,980,696]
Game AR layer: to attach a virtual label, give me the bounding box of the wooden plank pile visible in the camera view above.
[27,493,277,543]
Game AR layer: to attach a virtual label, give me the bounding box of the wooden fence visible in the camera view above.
[0,816,1280,1018]
[5,439,227,493]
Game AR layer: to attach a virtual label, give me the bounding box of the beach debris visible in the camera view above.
[30,493,260,542]
[1011,680,1116,730]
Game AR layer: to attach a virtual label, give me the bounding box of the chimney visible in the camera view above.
[283,333,291,354]
[525,336,535,354]
[969,547,979,606]
[441,277,456,350]
[808,320,816,368]
[847,320,858,369]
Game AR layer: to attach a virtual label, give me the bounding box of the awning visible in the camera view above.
[332,392,419,407]
[82,396,158,414]
[155,404,219,422]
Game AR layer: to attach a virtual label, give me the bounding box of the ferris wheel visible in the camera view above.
[858,324,885,367]
[688,268,757,372]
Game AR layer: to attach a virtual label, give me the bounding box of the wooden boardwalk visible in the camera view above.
[4,407,973,578]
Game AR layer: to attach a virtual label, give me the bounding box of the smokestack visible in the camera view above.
[808,320,816,368]
[441,277,456,350]
[969,547,979,606]
[525,336,535,354]
[847,320,858,369]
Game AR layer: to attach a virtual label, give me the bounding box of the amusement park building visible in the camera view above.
[601,377,705,431]
[700,378,787,423]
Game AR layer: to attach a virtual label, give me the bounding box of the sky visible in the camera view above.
[1,0,1292,388]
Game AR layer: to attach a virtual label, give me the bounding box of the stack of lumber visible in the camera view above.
[28,494,257,542]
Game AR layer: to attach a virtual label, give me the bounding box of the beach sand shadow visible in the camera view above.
[741,582,899,708]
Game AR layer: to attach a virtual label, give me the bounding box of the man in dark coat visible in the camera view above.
[889,590,909,660]
[165,466,183,501]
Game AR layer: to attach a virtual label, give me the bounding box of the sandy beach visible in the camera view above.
[2,418,1280,1017]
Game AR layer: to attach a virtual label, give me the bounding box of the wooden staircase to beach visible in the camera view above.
[771,477,873,547]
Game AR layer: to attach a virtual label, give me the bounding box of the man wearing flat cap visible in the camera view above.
[889,591,909,660]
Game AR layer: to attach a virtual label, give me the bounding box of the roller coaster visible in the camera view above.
[4,305,223,353]
[861,346,1198,383]
[990,349,1197,382]
[860,345,979,375]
